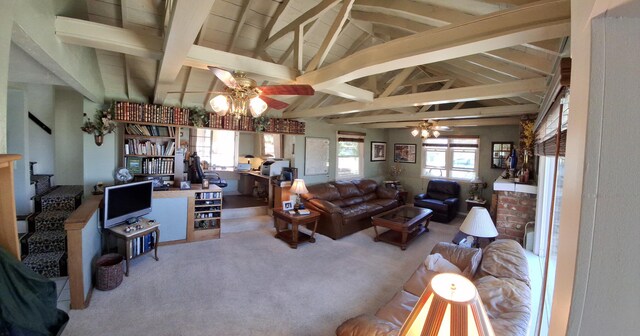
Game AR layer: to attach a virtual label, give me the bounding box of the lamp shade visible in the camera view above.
[460,207,498,238]
[400,273,495,336]
[290,179,308,195]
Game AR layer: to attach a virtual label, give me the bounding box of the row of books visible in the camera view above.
[207,115,305,134]
[126,233,155,259]
[115,102,190,125]
[195,192,222,199]
[125,124,175,137]
[124,139,175,156]
[126,157,174,175]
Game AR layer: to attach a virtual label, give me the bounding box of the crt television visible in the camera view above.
[103,180,153,228]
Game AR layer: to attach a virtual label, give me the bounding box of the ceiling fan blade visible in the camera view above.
[257,84,315,96]
[208,66,238,89]
[260,95,289,110]
[166,90,227,94]
[432,126,451,131]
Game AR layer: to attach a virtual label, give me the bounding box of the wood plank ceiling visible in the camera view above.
[72,0,569,129]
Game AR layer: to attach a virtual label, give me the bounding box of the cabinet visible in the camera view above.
[187,186,223,241]
[121,123,181,183]
[0,154,21,260]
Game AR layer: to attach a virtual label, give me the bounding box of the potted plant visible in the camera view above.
[189,106,210,127]
[81,104,117,146]
[254,115,270,132]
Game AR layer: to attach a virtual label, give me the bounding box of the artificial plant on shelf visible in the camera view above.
[189,106,210,127]
[254,115,271,132]
[81,104,117,146]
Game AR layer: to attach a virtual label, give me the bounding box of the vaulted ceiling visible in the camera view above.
[56,0,570,129]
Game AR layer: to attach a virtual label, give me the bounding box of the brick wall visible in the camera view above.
[495,191,536,244]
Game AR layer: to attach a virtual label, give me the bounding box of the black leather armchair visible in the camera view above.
[413,179,460,223]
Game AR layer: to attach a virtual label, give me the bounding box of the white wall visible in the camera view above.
[7,88,30,214]
[0,0,16,153]
[82,99,117,196]
[555,2,640,334]
[27,84,55,174]
[53,88,84,185]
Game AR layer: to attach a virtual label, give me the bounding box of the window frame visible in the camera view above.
[421,137,479,181]
[335,132,365,180]
[191,129,239,170]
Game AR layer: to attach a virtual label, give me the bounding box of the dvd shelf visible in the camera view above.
[113,101,305,135]
[187,189,223,241]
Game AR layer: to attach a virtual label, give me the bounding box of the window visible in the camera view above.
[192,129,238,169]
[422,137,479,180]
[336,132,365,180]
[262,134,282,158]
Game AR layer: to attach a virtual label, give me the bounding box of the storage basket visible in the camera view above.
[96,253,124,291]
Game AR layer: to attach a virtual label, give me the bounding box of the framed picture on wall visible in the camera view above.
[371,141,387,161]
[394,144,417,163]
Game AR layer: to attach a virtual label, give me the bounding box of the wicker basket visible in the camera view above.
[96,253,124,291]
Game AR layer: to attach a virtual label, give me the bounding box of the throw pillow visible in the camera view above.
[424,253,462,274]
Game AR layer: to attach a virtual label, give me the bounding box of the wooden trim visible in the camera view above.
[64,195,103,231]
[186,196,195,242]
[0,154,22,261]
[84,286,94,308]
[67,229,84,309]
[337,131,366,136]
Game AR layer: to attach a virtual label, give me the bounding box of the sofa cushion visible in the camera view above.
[334,180,363,199]
[336,315,399,336]
[303,183,341,202]
[476,240,529,286]
[354,179,378,195]
[342,203,382,221]
[424,253,462,274]
[362,192,377,202]
[342,196,365,207]
[431,242,482,278]
[403,264,437,297]
[426,191,450,202]
[375,290,419,328]
[475,275,531,336]
[370,198,398,209]
[413,199,448,213]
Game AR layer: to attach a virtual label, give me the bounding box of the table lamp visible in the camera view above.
[469,177,486,201]
[460,207,498,248]
[400,273,495,336]
[289,179,309,210]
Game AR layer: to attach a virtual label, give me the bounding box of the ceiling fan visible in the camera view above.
[410,120,451,139]
[172,66,315,118]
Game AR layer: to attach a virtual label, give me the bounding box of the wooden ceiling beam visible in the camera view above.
[253,0,290,59]
[153,0,216,104]
[417,79,455,113]
[361,117,522,129]
[262,0,341,49]
[326,104,538,125]
[379,67,415,98]
[353,0,474,27]
[306,0,355,71]
[287,78,545,118]
[296,0,570,91]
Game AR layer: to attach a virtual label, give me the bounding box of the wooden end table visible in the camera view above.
[372,205,433,250]
[465,198,487,211]
[272,208,320,249]
[108,218,160,276]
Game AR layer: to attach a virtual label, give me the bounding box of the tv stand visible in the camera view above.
[107,218,160,276]
[126,217,139,225]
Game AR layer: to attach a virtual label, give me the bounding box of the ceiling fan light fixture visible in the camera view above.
[433,130,440,138]
[421,129,429,138]
[210,95,230,115]
[249,96,268,117]
[411,129,419,137]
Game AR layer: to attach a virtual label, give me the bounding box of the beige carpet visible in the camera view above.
[64,216,461,336]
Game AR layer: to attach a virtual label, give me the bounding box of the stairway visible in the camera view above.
[20,162,83,278]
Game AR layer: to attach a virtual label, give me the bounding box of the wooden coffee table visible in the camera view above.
[372,205,433,250]
[272,208,321,249]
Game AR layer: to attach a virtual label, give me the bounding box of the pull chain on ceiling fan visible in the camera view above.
[171,67,315,119]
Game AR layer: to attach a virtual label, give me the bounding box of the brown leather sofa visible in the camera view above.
[336,240,531,336]
[301,179,399,239]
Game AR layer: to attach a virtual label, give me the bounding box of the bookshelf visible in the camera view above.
[187,188,222,241]
[113,101,305,135]
[121,123,180,182]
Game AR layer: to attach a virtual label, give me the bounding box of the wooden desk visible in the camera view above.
[108,218,160,276]
[272,209,320,249]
